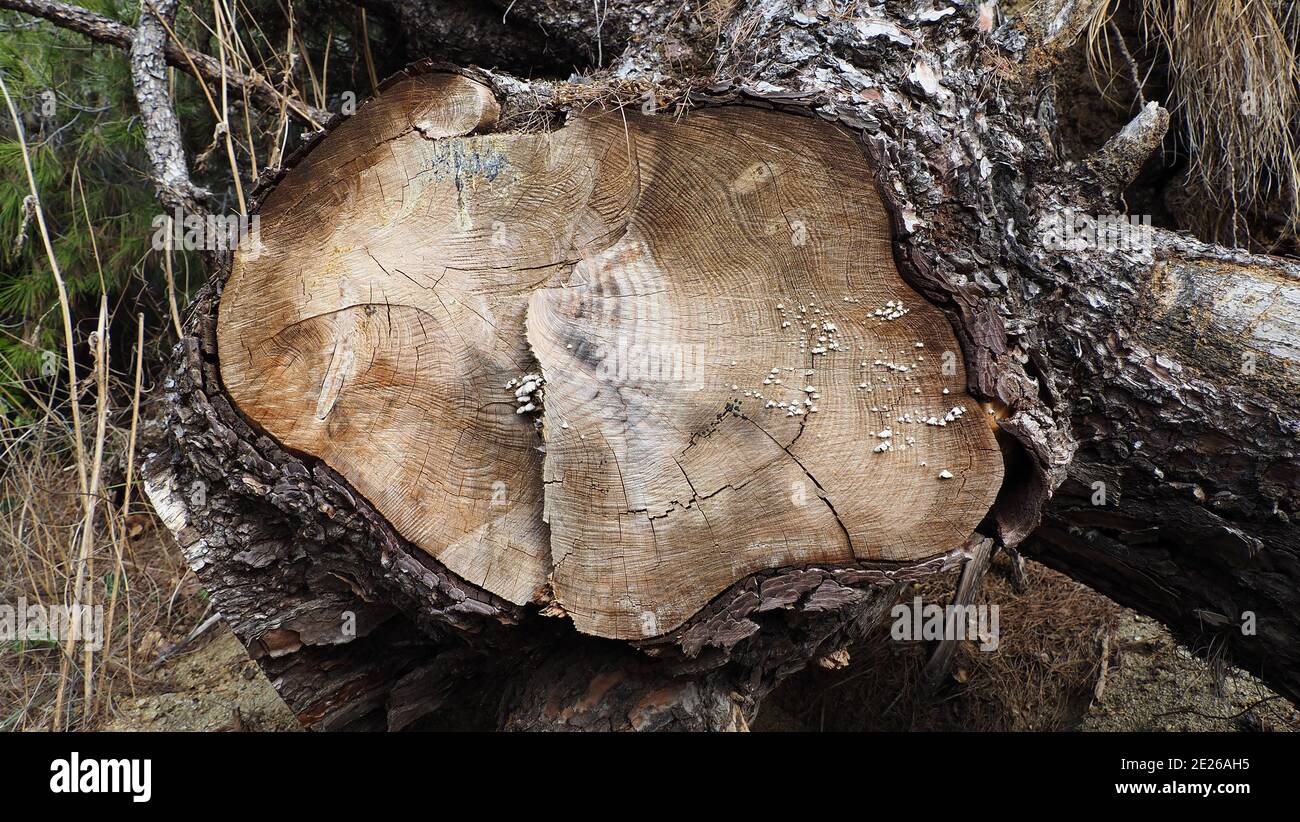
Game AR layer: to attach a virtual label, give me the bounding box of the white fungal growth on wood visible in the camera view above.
[872,300,911,320]
[511,372,544,415]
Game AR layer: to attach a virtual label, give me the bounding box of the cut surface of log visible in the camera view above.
[217,70,1004,641]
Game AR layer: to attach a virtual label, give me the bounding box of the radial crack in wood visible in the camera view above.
[217,71,1004,642]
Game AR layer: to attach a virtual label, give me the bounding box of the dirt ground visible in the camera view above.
[756,608,1299,732]
[757,561,1300,732]
[1078,612,1298,732]
[99,625,298,732]
[100,564,1299,733]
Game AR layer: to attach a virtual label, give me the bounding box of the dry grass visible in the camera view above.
[1084,0,1300,248]
[0,0,336,732]
[762,558,1122,731]
[3,72,157,730]
[0,285,205,730]
[0,414,210,730]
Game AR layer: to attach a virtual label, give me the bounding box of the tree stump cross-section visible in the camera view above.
[216,70,1004,644]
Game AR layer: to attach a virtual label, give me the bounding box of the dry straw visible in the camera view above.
[1087,0,1300,246]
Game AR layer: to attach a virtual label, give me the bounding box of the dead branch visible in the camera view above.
[130,0,207,212]
[0,0,328,125]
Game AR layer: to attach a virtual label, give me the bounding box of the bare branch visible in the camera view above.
[1087,101,1170,192]
[130,0,207,211]
[1035,0,1110,53]
[0,0,328,125]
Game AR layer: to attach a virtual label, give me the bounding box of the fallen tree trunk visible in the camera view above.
[141,0,1299,729]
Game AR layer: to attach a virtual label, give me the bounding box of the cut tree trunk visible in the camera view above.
[142,0,1300,729]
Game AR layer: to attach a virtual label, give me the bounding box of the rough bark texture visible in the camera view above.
[357,0,572,74]
[129,0,208,211]
[139,0,1300,729]
[363,0,721,74]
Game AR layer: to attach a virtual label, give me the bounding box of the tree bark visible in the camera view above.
[141,0,1300,728]
[129,0,207,211]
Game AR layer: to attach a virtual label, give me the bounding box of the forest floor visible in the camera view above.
[759,609,1299,732]
[759,560,1300,732]
[91,552,1300,732]
[99,623,299,732]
